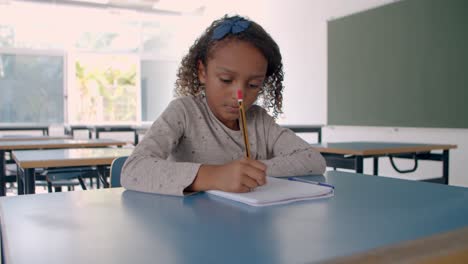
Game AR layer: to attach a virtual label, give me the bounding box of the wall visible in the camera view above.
[43,0,467,186]
[141,60,178,121]
[263,0,468,187]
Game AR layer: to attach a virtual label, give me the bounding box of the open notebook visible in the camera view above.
[207,177,334,207]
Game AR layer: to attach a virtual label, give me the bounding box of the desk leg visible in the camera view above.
[96,168,101,189]
[0,150,5,196]
[373,157,379,175]
[25,168,36,194]
[134,131,138,145]
[17,167,24,195]
[318,129,322,143]
[442,150,449,185]
[88,129,92,139]
[97,166,109,188]
[355,156,364,173]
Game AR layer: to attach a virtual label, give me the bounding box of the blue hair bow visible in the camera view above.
[211,17,251,40]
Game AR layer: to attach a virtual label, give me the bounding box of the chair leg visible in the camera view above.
[78,177,87,190]
[47,182,53,193]
[96,171,101,189]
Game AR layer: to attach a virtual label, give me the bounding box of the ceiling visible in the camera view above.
[13,0,206,15]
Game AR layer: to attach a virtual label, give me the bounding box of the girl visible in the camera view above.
[121,15,326,196]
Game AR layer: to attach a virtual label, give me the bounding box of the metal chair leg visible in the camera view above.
[78,177,87,190]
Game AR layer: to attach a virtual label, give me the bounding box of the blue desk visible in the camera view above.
[0,139,127,196]
[312,142,457,184]
[12,147,134,193]
[1,171,468,263]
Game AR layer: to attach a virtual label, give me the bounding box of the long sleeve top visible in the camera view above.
[121,95,326,196]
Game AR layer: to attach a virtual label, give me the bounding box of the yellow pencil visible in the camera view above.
[237,89,251,158]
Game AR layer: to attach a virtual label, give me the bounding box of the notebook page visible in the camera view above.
[207,177,333,207]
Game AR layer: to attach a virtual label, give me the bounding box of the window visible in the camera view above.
[0,1,208,124]
[0,52,64,123]
[69,53,139,123]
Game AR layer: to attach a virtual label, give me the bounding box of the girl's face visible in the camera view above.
[198,40,267,130]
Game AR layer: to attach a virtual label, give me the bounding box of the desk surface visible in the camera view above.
[0,135,71,142]
[312,141,457,156]
[12,148,134,168]
[1,171,467,264]
[0,139,127,150]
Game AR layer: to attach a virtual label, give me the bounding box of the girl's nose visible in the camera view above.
[231,87,239,99]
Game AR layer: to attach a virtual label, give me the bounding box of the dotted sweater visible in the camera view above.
[121,95,326,196]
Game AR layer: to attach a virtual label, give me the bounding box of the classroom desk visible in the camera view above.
[65,124,140,144]
[12,148,134,195]
[0,171,467,264]
[0,123,49,136]
[326,226,468,263]
[66,124,323,145]
[132,122,153,145]
[282,124,323,143]
[0,139,127,196]
[311,142,457,184]
[0,135,71,142]
[94,125,138,145]
[64,125,94,139]
[132,124,323,146]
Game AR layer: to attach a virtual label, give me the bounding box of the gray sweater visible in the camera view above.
[121,95,326,196]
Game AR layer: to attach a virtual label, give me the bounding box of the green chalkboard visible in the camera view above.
[327,0,468,128]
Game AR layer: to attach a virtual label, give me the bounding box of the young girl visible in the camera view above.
[121,15,326,196]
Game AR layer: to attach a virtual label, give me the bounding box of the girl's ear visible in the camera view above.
[197,60,207,84]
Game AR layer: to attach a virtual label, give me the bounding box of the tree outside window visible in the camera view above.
[71,54,139,123]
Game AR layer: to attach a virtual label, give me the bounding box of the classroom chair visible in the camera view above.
[41,167,97,192]
[110,156,128,188]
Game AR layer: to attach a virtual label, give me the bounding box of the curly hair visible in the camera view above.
[175,14,284,118]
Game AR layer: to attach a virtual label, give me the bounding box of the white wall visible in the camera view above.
[141,60,179,121]
[263,0,468,187]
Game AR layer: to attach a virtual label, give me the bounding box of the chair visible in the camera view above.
[42,167,97,192]
[110,156,128,188]
[4,157,83,194]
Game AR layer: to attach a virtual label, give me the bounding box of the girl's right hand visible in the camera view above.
[191,158,267,193]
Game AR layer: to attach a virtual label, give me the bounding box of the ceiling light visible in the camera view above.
[152,0,203,13]
[69,0,109,5]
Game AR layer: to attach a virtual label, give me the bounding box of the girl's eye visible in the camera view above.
[220,78,232,84]
[249,84,261,89]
